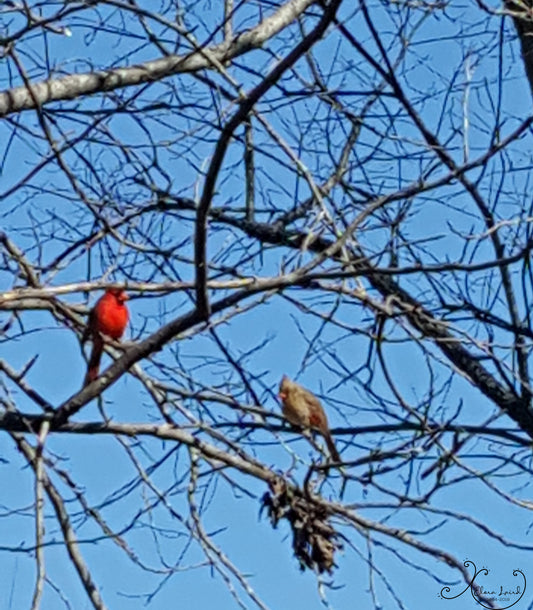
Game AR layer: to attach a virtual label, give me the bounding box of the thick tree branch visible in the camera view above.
[194,0,343,318]
[505,0,533,99]
[171,200,533,436]
[0,0,318,117]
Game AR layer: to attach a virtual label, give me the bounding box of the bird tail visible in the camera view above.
[324,431,341,463]
[84,335,103,386]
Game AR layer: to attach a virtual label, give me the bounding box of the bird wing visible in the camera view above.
[301,387,324,411]
[300,387,328,429]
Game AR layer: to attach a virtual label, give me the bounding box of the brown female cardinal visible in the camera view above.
[278,375,341,462]
[82,288,129,385]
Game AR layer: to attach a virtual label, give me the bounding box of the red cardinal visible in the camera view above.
[278,375,341,462]
[82,288,129,385]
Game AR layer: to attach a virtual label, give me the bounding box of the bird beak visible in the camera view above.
[278,392,286,400]
[119,292,130,302]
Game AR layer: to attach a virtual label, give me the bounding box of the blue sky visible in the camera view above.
[2,1,533,609]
